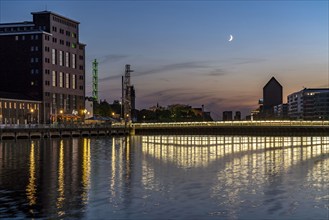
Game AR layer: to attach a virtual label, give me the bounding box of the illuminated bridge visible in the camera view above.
[131,120,329,135]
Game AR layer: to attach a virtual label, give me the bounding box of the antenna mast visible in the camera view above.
[92,59,99,102]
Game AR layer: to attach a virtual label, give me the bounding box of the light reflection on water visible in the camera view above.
[0,135,328,219]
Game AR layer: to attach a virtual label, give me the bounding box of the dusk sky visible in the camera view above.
[1,0,328,119]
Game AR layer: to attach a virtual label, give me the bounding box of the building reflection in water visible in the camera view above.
[109,137,133,205]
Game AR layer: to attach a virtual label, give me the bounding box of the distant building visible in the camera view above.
[234,111,241,120]
[288,88,329,120]
[223,111,233,121]
[274,103,288,119]
[262,77,283,117]
[0,11,86,123]
[84,97,93,119]
[0,92,42,124]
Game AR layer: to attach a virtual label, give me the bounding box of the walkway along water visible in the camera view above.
[1,120,329,140]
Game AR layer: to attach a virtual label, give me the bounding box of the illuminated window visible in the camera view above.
[72,74,76,89]
[65,73,70,88]
[52,49,56,64]
[72,54,76,69]
[59,72,63,87]
[52,71,57,86]
[65,52,69,67]
[59,51,63,66]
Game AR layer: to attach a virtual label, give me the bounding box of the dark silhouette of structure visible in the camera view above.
[0,11,86,123]
[223,111,233,121]
[262,77,283,117]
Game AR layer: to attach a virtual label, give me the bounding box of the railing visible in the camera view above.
[132,120,329,129]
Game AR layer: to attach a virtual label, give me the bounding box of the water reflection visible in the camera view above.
[26,141,36,207]
[0,135,328,219]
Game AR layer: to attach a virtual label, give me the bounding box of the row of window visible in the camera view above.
[15,34,39,41]
[52,26,77,38]
[52,16,77,29]
[0,101,39,110]
[51,49,77,68]
[51,71,79,89]
[44,35,77,48]
[48,94,83,110]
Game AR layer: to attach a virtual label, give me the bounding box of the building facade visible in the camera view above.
[0,11,85,123]
[288,88,329,120]
[0,92,42,124]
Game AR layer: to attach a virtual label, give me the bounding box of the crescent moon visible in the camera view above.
[229,34,233,42]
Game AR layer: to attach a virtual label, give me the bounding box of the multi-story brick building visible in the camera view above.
[0,11,85,123]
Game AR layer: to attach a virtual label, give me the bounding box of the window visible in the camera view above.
[35,57,39,63]
[79,86,83,90]
[52,37,57,43]
[31,58,34,63]
[65,52,69,67]
[72,96,77,109]
[66,31,70,36]
[59,51,63,66]
[35,35,39,40]
[31,69,34,74]
[65,73,70,88]
[72,33,76,38]
[22,35,25,40]
[66,95,71,110]
[72,54,76,69]
[52,94,56,110]
[59,72,63,87]
[35,46,39,51]
[31,35,34,40]
[52,71,57,86]
[79,65,84,70]
[31,46,34,52]
[15,36,19,40]
[72,74,76,89]
[71,43,76,48]
[52,49,56,64]
[59,94,64,109]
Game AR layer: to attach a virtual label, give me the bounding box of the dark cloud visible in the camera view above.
[207,68,227,76]
[98,54,129,64]
[99,61,211,81]
[229,58,266,65]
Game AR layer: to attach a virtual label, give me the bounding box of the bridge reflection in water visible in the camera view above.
[141,136,329,168]
[138,135,329,219]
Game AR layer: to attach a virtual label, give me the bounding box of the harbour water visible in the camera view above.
[0,135,328,219]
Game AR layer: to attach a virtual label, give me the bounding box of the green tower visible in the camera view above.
[92,59,99,102]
